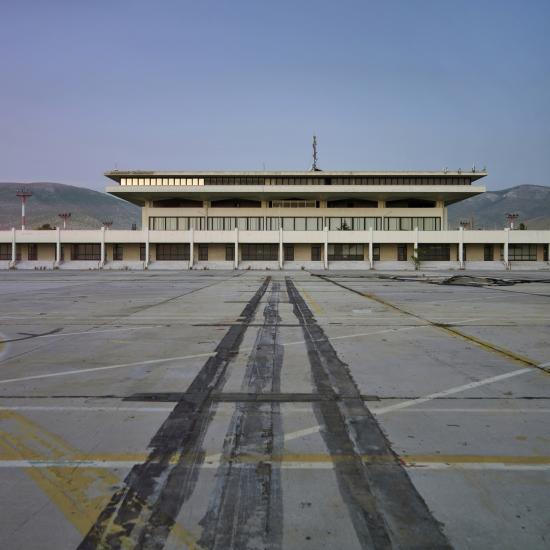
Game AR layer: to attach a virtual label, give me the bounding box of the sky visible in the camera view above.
[1,0,549,192]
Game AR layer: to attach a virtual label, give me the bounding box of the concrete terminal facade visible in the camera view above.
[1,170,549,270]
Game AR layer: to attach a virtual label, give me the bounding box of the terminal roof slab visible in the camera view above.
[105,170,486,206]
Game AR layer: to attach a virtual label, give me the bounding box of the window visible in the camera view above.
[149,217,205,230]
[328,244,364,261]
[383,217,441,231]
[207,217,264,231]
[241,244,278,261]
[268,217,323,231]
[225,245,235,261]
[28,244,38,261]
[327,217,381,230]
[156,244,190,260]
[507,244,537,261]
[140,244,146,261]
[0,244,11,260]
[372,244,380,261]
[311,245,322,261]
[397,244,407,261]
[112,244,123,261]
[284,244,294,261]
[418,244,450,261]
[72,244,100,261]
[545,245,549,262]
[198,244,208,261]
[484,244,494,261]
[270,199,318,208]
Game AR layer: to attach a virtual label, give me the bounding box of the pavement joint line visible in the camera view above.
[315,274,549,374]
[0,326,424,385]
[276,366,546,443]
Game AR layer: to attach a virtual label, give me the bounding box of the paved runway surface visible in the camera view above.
[0,270,549,549]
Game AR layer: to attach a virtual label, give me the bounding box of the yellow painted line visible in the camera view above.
[297,284,324,315]
[2,451,550,468]
[0,411,202,549]
[318,276,547,373]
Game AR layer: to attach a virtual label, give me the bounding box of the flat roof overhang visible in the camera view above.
[106,185,485,207]
[105,170,487,182]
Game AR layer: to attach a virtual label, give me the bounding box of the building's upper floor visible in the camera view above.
[105,170,486,207]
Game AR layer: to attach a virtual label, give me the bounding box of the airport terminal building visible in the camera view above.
[1,170,549,270]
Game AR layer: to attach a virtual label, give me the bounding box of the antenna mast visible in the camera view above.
[311,135,320,171]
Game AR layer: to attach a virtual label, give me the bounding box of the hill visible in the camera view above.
[0,182,140,230]
[448,184,550,229]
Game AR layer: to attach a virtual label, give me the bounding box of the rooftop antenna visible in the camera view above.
[16,187,33,230]
[311,135,321,171]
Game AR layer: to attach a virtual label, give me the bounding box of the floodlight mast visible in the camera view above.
[58,212,71,230]
[16,188,33,230]
[506,213,519,230]
[102,221,113,229]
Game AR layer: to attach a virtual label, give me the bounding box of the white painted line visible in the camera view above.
[0,326,424,386]
[0,406,174,412]
[405,462,550,471]
[281,364,549,443]
[371,408,550,414]
[36,326,162,338]
[0,351,216,385]
[0,459,548,472]
[374,369,532,415]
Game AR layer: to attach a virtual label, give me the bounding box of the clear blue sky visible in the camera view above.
[1,0,549,191]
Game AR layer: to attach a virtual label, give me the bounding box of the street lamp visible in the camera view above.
[506,213,519,230]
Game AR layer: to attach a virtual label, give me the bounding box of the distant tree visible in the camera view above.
[36,223,54,230]
[519,223,527,230]
[338,221,351,231]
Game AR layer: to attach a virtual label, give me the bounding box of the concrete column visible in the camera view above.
[368,226,374,269]
[55,226,61,265]
[234,228,239,269]
[145,228,150,268]
[324,226,329,270]
[414,226,419,264]
[11,228,16,266]
[189,227,194,269]
[279,228,283,269]
[504,228,509,269]
[458,227,464,269]
[100,227,106,267]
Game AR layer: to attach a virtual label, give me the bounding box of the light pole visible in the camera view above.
[58,212,71,230]
[102,221,113,229]
[16,188,32,230]
[506,213,519,230]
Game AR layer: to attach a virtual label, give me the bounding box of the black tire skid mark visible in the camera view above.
[198,282,284,550]
[77,276,271,550]
[285,277,451,550]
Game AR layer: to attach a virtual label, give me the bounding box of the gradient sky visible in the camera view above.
[1,0,549,191]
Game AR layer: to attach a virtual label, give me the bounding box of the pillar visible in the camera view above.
[145,227,150,268]
[504,228,509,269]
[56,226,61,265]
[189,227,194,269]
[458,227,464,269]
[324,226,329,270]
[100,226,106,267]
[234,228,239,269]
[279,228,283,269]
[368,226,374,269]
[11,228,16,265]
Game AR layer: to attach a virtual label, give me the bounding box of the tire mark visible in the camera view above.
[198,282,284,550]
[285,277,451,549]
[77,277,271,550]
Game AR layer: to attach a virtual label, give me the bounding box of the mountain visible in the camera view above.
[0,182,140,230]
[448,185,550,230]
